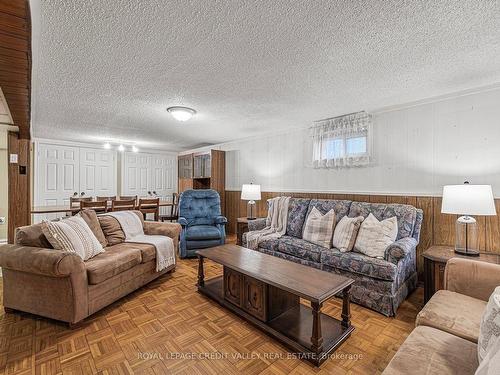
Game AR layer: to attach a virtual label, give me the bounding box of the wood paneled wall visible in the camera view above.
[7,131,30,242]
[0,0,31,139]
[225,190,500,280]
[1,0,32,242]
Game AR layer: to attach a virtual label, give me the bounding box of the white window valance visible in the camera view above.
[311,111,372,168]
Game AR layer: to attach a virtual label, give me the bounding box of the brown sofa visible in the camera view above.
[383,258,500,375]
[0,211,181,327]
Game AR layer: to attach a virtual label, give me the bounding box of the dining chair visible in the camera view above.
[111,199,136,212]
[138,198,160,221]
[69,196,92,216]
[160,193,179,222]
[80,200,108,213]
[96,196,116,202]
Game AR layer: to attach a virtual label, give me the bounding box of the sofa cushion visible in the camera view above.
[79,209,107,247]
[276,236,324,263]
[286,198,311,238]
[382,326,478,375]
[259,239,279,252]
[321,248,397,281]
[185,225,222,241]
[306,199,352,225]
[348,201,417,240]
[85,245,142,284]
[416,290,486,344]
[15,223,53,248]
[116,242,157,264]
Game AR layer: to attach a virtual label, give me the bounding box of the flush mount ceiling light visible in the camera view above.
[167,106,196,122]
[103,142,111,149]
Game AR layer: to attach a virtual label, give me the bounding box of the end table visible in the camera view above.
[423,245,500,303]
[236,217,263,246]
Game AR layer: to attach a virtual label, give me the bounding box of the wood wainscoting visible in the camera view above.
[224,190,500,281]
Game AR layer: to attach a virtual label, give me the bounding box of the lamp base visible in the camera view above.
[247,200,256,220]
[454,248,480,257]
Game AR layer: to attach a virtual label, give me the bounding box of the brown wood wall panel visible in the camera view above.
[0,0,31,139]
[225,190,500,280]
[7,132,30,243]
[2,0,32,242]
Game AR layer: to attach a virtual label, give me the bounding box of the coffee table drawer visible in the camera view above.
[243,275,267,321]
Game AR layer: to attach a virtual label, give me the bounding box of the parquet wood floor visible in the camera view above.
[0,239,423,375]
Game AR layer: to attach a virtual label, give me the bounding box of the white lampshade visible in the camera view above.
[441,184,496,216]
[241,184,261,201]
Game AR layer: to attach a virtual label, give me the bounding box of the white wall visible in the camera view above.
[190,86,500,197]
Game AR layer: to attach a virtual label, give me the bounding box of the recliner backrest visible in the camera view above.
[178,189,222,226]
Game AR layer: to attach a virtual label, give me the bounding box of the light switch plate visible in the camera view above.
[9,154,18,163]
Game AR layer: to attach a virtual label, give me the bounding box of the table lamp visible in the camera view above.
[241,183,261,220]
[441,182,496,256]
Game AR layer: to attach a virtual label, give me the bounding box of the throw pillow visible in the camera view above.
[478,286,500,363]
[476,334,500,375]
[354,213,398,258]
[41,216,105,261]
[98,215,126,245]
[98,211,144,245]
[302,207,336,248]
[332,215,364,252]
[79,209,107,247]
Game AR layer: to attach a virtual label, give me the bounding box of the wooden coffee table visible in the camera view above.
[196,244,354,366]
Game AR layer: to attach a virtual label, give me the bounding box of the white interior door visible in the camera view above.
[122,152,151,197]
[36,143,80,221]
[79,147,117,197]
[150,154,177,199]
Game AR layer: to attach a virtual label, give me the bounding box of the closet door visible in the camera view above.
[122,152,151,197]
[36,143,80,221]
[79,147,117,197]
[150,154,177,199]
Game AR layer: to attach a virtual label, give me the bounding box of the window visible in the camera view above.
[311,112,372,168]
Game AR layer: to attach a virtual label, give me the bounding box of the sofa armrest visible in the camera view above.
[384,237,417,264]
[0,244,84,277]
[144,221,182,250]
[248,218,267,231]
[178,217,188,227]
[214,216,227,225]
[444,258,500,301]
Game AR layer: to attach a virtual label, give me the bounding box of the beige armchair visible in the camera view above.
[383,258,500,375]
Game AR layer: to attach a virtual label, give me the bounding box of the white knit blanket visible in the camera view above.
[103,211,175,271]
[246,196,290,250]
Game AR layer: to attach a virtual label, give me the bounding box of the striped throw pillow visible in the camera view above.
[41,216,105,261]
[354,213,398,258]
[302,207,336,248]
[332,215,365,252]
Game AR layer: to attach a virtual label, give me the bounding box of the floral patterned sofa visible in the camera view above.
[243,198,423,316]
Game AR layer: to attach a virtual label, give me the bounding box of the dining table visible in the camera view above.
[31,201,173,215]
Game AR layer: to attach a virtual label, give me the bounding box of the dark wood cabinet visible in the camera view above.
[178,150,225,213]
[222,266,298,323]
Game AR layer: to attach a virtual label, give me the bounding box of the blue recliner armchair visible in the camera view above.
[178,189,227,258]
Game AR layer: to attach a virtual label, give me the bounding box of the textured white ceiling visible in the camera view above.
[31,0,500,151]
